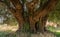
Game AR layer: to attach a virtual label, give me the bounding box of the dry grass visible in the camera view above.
[0,24,58,37]
[0,24,18,32]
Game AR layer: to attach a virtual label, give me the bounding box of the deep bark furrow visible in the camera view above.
[26,0,39,32]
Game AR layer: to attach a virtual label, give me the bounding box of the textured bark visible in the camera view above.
[26,0,58,32]
[9,0,25,31]
[39,15,48,32]
[1,0,58,33]
[33,0,58,32]
[26,0,39,32]
[33,0,58,21]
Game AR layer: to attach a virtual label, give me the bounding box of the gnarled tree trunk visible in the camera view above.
[33,0,58,32]
[1,0,58,33]
[9,0,25,32]
[26,0,39,32]
[9,0,58,33]
[26,0,58,32]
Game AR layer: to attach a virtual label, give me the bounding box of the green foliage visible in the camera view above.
[0,31,11,37]
[22,22,30,32]
[21,0,26,4]
[0,2,18,26]
[47,26,60,37]
[48,1,60,22]
[40,0,48,6]
[3,0,10,7]
[4,17,18,26]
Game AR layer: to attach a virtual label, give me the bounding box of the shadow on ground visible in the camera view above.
[0,31,58,37]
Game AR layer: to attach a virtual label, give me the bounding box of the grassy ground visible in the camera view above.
[0,31,59,37]
[0,25,59,37]
[54,32,60,37]
[0,25,17,37]
[47,26,60,37]
[0,31,11,37]
[0,31,57,37]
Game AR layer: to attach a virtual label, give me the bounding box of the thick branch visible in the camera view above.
[26,0,39,15]
[9,0,22,9]
[33,0,58,21]
[0,0,24,30]
[8,0,25,29]
[26,0,39,32]
[8,0,24,23]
